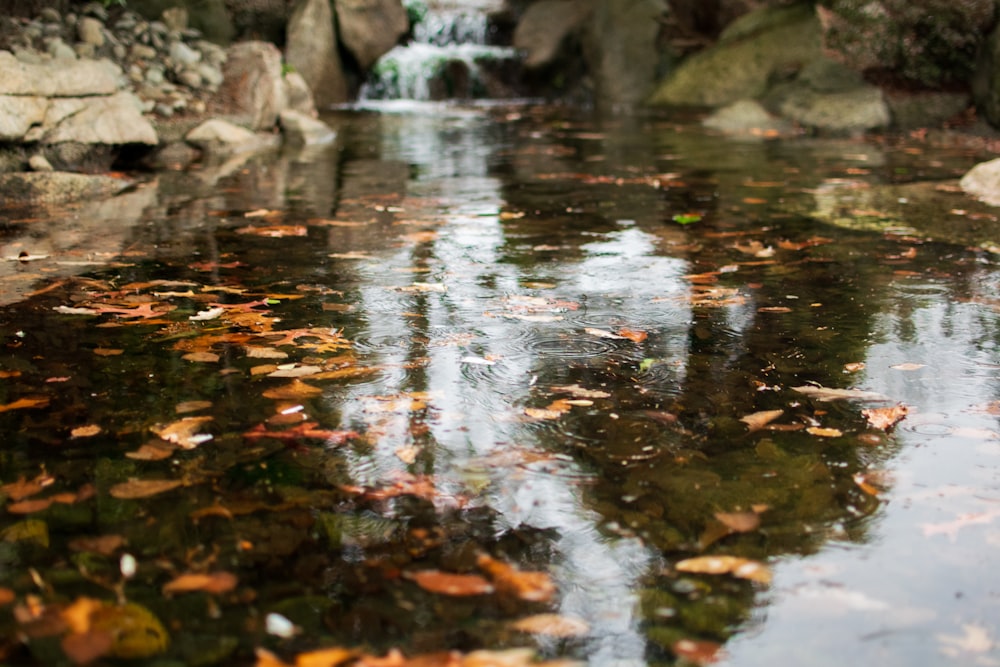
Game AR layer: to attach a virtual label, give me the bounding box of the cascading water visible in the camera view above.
[360,0,521,101]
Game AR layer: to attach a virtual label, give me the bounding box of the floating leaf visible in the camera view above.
[584,327,625,340]
[162,571,238,595]
[890,362,925,371]
[404,570,494,596]
[1,519,49,547]
[806,426,843,438]
[672,639,723,665]
[675,556,772,584]
[714,511,760,533]
[70,425,102,438]
[262,380,323,399]
[68,535,126,556]
[2,475,50,501]
[672,213,702,225]
[739,409,784,431]
[235,225,307,237]
[477,554,555,602]
[93,348,124,356]
[176,401,213,414]
[617,327,648,343]
[862,404,909,430]
[87,601,169,659]
[151,416,213,449]
[0,396,50,413]
[182,351,220,363]
[792,385,888,401]
[109,479,184,499]
[551,384,610,399]
[511,614,589,638]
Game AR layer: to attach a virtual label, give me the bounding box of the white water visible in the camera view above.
[360,0,519,100]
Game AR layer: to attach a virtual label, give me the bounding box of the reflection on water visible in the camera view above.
[0,102,998,665]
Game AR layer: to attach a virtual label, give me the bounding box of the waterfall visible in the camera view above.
[359,0,520,101]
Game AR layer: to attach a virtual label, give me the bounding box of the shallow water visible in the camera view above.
[0,103,999,666]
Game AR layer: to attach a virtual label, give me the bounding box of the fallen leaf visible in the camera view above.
[510,614,589,638]
[0,587,14,606]
[672,639,723,665]
[151,416,214,449]
[262,380,323,399]
[395,445,421,464]
[246,346,289,359]
[175,401,213,414]
[714,511,760,533]
[182,352,220,363]
[617,328,648,343]
[862,404,909,430]
[109,479,185,500]
[1,475,50,501]
[93,348,124,356]
[806,426,843,437]
[68,535,126,556]
[739,409,784,431]
[162,571,238,595]
[294,647,357,667]
[890,362,925,371]
[792,385,888,401]
[0,397,50,413]
[126,440,177,461]
[477,554,555,602]
[551,384,610,399]
[843,362,866,372]
[242,422,358,444]
[62,629,114,665]
[584,327,625,340]
[404,570,494,596]
[70,425,102,438]
[235,225,307,237]
[675,556,772,584]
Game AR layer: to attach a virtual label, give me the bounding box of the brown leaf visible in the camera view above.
[2,475,49,501]
[862,404,909,431]
[151,416,213,449]
[7,498,56,514]
[890,362,925,371]
[477,554,555,602]
[109,479,184,500]
[672,639,723,665]
[739,409,784,432]
[404,570,494,597]
[294,647,358,667]
[242,422,358,444]
[806,426,843,438]
[675,556,772,584]
[182,352,220,363]
[93,348,124,356]
[62,629,114,665]
[617,328,648,343]
[262,380,323,399]
[68,535,126,556]
[793,385,888,401]
[162,571,238,595]
[510,614,589,638]
[0,396,50,413]
[70,424,102,438]
[235,224,307,237]
[126,440,176,461]
[175,401,213,414]
[714,511,760,533]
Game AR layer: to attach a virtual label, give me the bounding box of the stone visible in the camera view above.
[702,99,796,136]
[131,44,157,60]
[513,0,592,68]
[886,90,971,129]
[169,40,201,66]
[33,92,158,145]
[777,84,890,133]
[161,7,189,33]
[196,62,224,88]
[283,70,318,116]
[47,38,78,60]
[335,0,409,70]
[583,0,668,108]
[648,3,822,107]
[286,0,349,108]
[77,17,105,47]
[961,158,1000,206]
[973,20,1000,128]
[39,8,61,23]
[216,41,288,131]
[185,119,280,157]
[0,50,121,97]
[28,154,54,172]
[279,110,336,145]
[176,69,203,89]
[0,96,48,141]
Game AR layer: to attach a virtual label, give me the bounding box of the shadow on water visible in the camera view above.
[0,103,999,665]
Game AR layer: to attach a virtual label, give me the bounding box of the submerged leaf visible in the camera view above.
[477,554,555,602]
[109,479,184,499]
[0,397,50,413]
[162,571,238,595]
[862,404,909,430]
[404,570,494,596]
[151,416,214,449]
[675,556,772,584]
[739,409,784,431]
[510,614,589,638]
[792,385,888,401]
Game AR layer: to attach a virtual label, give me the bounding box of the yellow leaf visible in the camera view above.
[806,426,843,438]
[162,571,238,595]
[675,556,772,584]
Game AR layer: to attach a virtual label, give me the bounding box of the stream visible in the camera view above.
[0,102,999,666]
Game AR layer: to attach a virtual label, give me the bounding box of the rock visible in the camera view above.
[29,91,158,145]
[886,90,971,129]
[0,171,132,204]
[648,3,822,107]
[46,38,77,60]
[777,84,889,133]
[816,0,995,89]
[973,20,1000,128]
[185,118,278,155]
[703,98,796,136]
[583,0,668,108]
[77,17,105,46]
[176,69,203,89]
[216,41,287,131]
[283,70,318,116]
[279,110,336,145]
[0,96,48,141]
[169,40,201,66]
[961,158,1000,206]
[146,141,200,170]
[28,154,54,172]
[513,0,592,68]
[286,0,349,108]
[0,49,121,96]
[161,7,189,33]
[335,0,409,70]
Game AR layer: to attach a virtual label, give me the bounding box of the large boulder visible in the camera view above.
[215,41,288,131]
[513,0,592,68]
[0,50,122,96]
[960,157,1000,206]
[27,92,158,145]
[647,2,823,107]
[973,20,1000,128]
[286,0,349,107]
[816,0,995,89]
[335,0,409,71]
[0,172,133,204]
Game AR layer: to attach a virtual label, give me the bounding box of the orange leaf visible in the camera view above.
[1,475,49,501]
[404,570,493,596]
[151,416,213,449]
[162,571,238,595]
[714,511,760,533]
[7,498,55,514]
[109,479,184,499]
[68,535,126,556]
[70,425,102,438]
[477,554,555,602]
[0,397,50,413]
[617,328,648,343]
[510,614,589,637]
[235,225,307,237]
[675,556,772,584]
[62,630,114,665]
[861,404,908,431]
[672,639,723,665]
[262,380,323,400]
[294,647,357,667]
[806,426,843,438]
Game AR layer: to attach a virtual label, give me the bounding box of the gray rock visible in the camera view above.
[31,91,158,145]
[279,110,336,145]
[286,0,349,108]
[777,85,889,133]
[0,95,48,140]
[283,70,317,116]
[74,43,96,59]
[185,118,278,155]
[886,90,971,129]
[39,8,61,23]
[196,62,224,88]
[47,38,78,60]
[961,158,1000,206]
[583,0,667,108]
[169,40,201,66]
[28,154,54,172]
[703,99,796,136]
[81,2,109,22]
[131,44,157,60]
[176,69,203,89]
[162,7,189,32]
[77,17,105,47]
[0,50,121,96]
[217,41,288,130]
[146,66,165,85]
[335,0,409,70]
[514,0,592,68]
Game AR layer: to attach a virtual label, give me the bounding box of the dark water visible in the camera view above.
[1,103,999,666]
